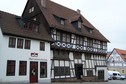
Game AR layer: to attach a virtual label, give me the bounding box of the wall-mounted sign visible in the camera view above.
[31,52,38,57]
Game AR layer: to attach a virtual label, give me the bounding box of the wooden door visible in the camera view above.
[30,62,38,83]
[75,64,83,79]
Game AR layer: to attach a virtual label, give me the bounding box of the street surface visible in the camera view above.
[0,80,126,84]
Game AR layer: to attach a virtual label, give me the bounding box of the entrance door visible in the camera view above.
[98,70,104,80]
[75,64,83,79]
[30,62,38,83]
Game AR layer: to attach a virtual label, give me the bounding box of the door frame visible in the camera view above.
[30,61,38,83]
[75,64,83,79]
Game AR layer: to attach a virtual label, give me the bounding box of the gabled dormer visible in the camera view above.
[16,17,40,32]
[71,17,83,32]
[54,15,65,25]
[84,25,93,34]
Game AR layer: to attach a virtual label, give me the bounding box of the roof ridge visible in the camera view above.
[50,0,79,15]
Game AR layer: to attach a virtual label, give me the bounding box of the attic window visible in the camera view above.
[78,21,81,28]
[29,7,34,13]
[61,19,65,25]
[54,15,65,25]
[24,22,39,32]
[85,26,93,34]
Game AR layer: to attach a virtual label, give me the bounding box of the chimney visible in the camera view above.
[77,9,81,14]
[41,0,50,7]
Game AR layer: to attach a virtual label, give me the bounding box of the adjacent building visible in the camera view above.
[0,10,52,83]
[107,48,126,76]
[0,0,109,83]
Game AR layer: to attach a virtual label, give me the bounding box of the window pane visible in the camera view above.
[66,34,70,42]
[87,70,93,76]
[19,61,27,75]
[61,19,65,25]
[25,40,31,49]
[54,67,70,76]
[40,42,45,51]
[57,32,60,41]
[62,33,66,42]
[6,60,15,76]
[8,37,16,48]
[17,38,24,49]
[40,62,47,78]
[78,21,81,28]
[76,37,79,44]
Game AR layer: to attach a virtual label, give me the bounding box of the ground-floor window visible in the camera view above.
[87,70,93,76]
[6,60,16,76]
[19,61,27,75]
[54,67,70,76]
[40,62,47,78]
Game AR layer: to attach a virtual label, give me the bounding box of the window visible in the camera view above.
[54,67,70,76]
[76,37,79,44]
[40,42,45,51]
[53,50,69,59]
[100,41,103,49]
[61,19,65,25]
[8,37,16,48]
[87,39,93,47]
[6,60,15,76]
[40,62,47,78]
[87,70,93,76]
[24,21,39,32]
[62,33,66,42]
[57,32,60,41]
[66,34,70,42]
[25,40,31,49]
[17,38,24,49]
[29,7,34,13]
[78,21,81,28]
[19,61,27,75]
[80,38,83,45]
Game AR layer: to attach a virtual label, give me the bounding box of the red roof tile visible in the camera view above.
[115,48,126,62]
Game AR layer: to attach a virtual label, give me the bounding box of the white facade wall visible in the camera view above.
[0,28,3,82]
[0,34,51,83]
[96,67,108,81]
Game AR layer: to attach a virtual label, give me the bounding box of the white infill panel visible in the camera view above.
[65,61,69,66]
[54,60,59,66]
[60,61,64,66]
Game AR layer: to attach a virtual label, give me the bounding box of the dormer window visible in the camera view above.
[85,26,93,34]
[23,20,39,33]
[54,15,65,25]
[89,29,93,34]
[78,21,81,28]
[61,19,65,25]
[29,7,34,13]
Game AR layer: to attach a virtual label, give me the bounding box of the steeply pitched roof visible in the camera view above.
[0,10,53,42]
[115,48,126,62]
[35,0,109,42]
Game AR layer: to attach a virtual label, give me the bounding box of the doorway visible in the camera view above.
[75,64,83,79]
[98,70,104,80]
[30,62,38,83]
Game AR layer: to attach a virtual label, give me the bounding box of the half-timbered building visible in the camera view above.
[0,0,109,83]
[107,48,126,77]
[20,0,109,82]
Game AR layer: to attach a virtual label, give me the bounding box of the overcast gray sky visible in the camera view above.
[0,0,126,51]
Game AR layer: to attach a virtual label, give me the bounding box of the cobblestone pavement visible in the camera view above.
[0,80,126,84]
